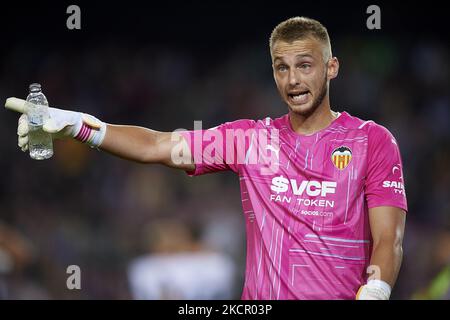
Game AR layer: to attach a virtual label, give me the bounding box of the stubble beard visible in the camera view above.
[289,73,328,118]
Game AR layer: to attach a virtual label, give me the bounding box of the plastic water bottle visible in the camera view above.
[26,83,53,160]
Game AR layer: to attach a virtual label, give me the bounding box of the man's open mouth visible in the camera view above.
[288,90,310,104]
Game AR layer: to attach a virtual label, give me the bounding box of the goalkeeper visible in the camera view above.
[5,17,407,300]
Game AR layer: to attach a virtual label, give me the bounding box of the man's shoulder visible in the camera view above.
[341,111,398,147]
[341,111,393,136]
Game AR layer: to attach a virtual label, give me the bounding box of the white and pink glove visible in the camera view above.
[5,97,106,152]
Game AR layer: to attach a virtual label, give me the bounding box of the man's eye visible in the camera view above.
[300,64,311,69]
[277,65,287,71]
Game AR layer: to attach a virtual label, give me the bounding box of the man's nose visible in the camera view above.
[288,69,300,86]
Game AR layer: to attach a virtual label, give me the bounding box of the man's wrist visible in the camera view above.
[73,113,106,148]
[356,279,392,300]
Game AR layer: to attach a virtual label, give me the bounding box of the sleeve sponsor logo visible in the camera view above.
[382,165,405,195]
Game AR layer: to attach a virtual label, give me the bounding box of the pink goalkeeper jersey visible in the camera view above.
[180,111,407,300]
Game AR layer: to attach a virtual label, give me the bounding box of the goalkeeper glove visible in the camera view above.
[356,279,392,300]
[5,97,106,152]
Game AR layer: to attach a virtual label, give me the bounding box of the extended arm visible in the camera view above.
[6,97,195,171]
[99,124,194,170]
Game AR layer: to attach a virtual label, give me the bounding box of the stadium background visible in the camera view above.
[0,1,449,299]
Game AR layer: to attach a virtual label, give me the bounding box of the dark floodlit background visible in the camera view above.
[0,1,449,299]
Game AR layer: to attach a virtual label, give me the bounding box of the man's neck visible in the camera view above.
[288,102,338,135]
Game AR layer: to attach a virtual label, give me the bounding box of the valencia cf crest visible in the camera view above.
[331,146,352,170]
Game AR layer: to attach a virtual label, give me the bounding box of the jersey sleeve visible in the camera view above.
[365,124,408,212]
[179,119,256,176]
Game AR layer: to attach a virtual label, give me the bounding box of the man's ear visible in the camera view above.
[327,57,339,79]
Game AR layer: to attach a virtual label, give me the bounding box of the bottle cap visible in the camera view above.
[29,83,42,93]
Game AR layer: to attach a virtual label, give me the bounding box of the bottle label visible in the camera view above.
[29,114,43,126]
[26,102,47,126]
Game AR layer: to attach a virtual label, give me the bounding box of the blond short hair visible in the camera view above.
[270,16,332,61]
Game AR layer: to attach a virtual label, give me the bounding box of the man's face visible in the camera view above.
[272,38,336,117]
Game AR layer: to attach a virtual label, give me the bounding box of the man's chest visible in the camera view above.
[241,132,370,223]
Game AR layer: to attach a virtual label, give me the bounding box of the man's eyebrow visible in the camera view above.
[273,57,283,63]
[273,54,314,63]
[295,54,314,59]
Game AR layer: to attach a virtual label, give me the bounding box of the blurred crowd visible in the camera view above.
[0,16,449,299]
